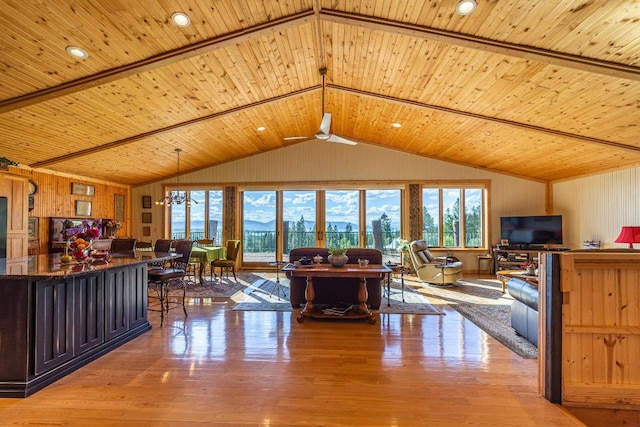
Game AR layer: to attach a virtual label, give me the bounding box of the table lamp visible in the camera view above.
[614,226,640,248]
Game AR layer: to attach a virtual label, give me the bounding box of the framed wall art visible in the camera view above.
[142,212,152,223]
[114,194,125,221]
[28,217,39,241]
[71,182,95,196]
[142,195,152,209]
[75,200,92,216]
[142,226,151,236]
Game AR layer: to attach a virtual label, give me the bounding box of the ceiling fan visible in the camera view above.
[284,68,357,146]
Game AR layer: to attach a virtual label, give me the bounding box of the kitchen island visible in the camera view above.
[0,251,176,397]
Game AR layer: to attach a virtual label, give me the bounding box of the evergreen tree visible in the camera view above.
[380,213,392,246]
[443,197,460,247]
[423,206,438,246]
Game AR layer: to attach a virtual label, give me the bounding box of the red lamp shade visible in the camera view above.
[614,226,640,248]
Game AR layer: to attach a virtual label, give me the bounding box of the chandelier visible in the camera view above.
[156,148,197,206]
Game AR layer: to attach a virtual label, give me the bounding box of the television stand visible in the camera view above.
[493,246,570,271]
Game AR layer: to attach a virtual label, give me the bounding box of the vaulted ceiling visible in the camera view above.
[1,0,639,186]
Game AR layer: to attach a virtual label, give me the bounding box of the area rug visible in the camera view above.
[408,277,538,359]
[165,273,263,298]
[230,278,443,315]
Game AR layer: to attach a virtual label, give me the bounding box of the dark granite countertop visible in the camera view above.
[0,251,177,279]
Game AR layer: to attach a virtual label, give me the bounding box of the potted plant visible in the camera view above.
[327,248,348,267]
[396,238,410,268]
[0,157,18,171]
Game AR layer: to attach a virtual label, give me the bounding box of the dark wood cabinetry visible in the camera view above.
[74,273,105,355]
[0,253,172,398]
[35,278,75,375]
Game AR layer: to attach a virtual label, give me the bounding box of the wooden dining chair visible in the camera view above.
[210,240,241,282]
[196,238,214,247]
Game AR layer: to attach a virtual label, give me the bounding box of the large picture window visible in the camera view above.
[165,183,488,266]
[169,189,221,241]
[422,186,486,248]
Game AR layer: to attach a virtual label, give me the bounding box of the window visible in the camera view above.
[365,189,401,256]
[169,190,221,241]
[325,190,360,249]
[242,190,276,263]
[422,186,486,248]
[188,190,206,240]
[208,190,223,244]
[283,190,316,257]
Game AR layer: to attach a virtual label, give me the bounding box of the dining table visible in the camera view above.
[190,246,226,283]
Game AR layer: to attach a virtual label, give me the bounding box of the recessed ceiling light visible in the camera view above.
[257,126,266,131]
[171,12,191,27]
[456,0,477,16]
[65,45,89,60]
[392,122,402,128]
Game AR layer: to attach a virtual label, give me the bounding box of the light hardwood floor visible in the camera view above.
[0,273,635,426]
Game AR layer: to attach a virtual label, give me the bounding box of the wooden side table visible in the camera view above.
[477,254,493,274]
[385,263,405,306]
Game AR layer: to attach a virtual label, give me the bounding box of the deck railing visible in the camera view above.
[170,229,482,254]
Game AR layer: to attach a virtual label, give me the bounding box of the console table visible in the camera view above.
[283,264,391,324]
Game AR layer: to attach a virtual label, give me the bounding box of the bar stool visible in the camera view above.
[147,240,194,326]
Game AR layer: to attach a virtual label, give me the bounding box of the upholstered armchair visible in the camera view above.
[408,240,463,285]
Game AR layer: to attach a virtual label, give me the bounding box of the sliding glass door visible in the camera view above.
[365,189,401,259]
[325,190,359,249]
[242,191,276,263]
[239,187,404,266]
[283,190,316,261]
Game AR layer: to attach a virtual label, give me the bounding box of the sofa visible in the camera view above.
[408,240,463,285]
[506,276,538,346]
[287,247,382,309]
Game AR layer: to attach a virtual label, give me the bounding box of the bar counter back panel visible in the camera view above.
[0,252,174,397]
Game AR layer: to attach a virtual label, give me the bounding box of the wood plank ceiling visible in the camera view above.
[0,0,639,185]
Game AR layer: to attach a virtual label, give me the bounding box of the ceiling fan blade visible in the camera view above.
[327,134,358,146]
[318,112,332,136]
[283,136,310,140]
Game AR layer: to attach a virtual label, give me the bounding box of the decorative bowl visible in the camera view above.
[92,251,109,260]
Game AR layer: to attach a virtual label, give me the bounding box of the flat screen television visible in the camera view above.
[500,215,563,245]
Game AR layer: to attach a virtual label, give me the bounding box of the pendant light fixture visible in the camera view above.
[156,148,197,206]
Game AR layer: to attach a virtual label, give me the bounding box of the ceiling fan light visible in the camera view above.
[171,12,191,27]
[456,0,477,16]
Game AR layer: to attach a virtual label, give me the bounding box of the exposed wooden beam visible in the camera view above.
[329,84,640,153]
[320,10,640,81]
[30,86,321,168]
[0,10,315,114]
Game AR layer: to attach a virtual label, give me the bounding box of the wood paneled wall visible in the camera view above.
[8,167,130,254]
[0,171,28,257]
[553,166,640,249]
[559,252,640,409]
